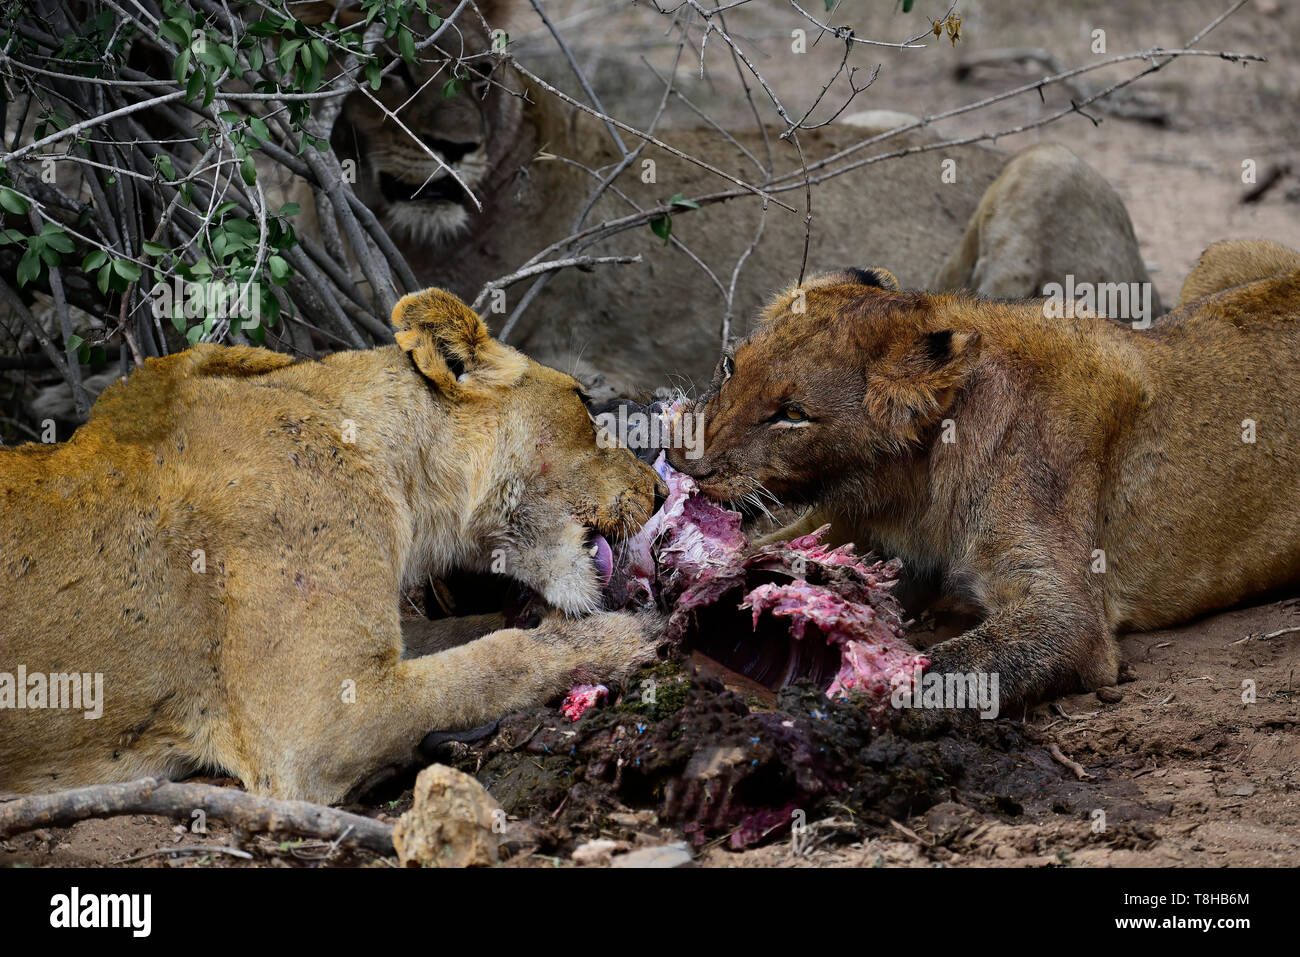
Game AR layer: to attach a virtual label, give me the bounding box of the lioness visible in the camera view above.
[0,289,661,803]
[666,243,1300,710]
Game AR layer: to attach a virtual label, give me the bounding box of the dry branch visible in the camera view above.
[0,777,395,855]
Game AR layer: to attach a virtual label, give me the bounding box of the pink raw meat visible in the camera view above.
[620,452,927,721]
[560,684,608,722]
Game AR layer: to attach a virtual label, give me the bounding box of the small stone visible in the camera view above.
[993,844,1018,860]
[1096,686,1123,703]
[392,764,502,868]
[610,842,694,868]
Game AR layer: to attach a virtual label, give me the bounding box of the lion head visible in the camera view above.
[391,287,658,613]
[303,2,530,250]
[666,268,982,508]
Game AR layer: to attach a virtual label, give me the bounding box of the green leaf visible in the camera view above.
[82,249,108,271]
[142,241,168,257]
[901,0,914,11]
[365,61,382,90]
[278,38,303,74]
[112,259,142,281]
[650,214,672,244]
[159,18,190,48]
[247,44,264,72]
[248,116,270,144]
[0,188,29,215]
[172,46,192,84]
[185,66,205,102]
[16,247,40,287]
[667,193,700,210]
[186,324,205,345]
[441,77,461,100]
[65,333,84,353]
[96,263,112,295]
[262,290,281,326]
[240,155,257,186]
[278,202,300,217]
[398,26,415,63]
[304,56,323,93]
[268,254,291,285]
[42,227,75,254]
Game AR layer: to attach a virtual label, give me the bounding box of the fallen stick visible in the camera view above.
[0,778,394,855]
[1230,624,1300,645]
[115,844,255,865]
[1047,742,1093,781]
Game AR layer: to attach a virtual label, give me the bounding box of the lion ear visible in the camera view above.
[391,289,522,392]
[912,329,980,373]
[846,267,900,292]
[868,328,981,439]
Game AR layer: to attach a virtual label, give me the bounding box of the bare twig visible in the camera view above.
[0,778,395,854]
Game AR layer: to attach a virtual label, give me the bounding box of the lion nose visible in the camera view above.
[430,138,479,164]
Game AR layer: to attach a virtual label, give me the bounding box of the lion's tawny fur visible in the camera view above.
[669,243,1300,707]
[0,290,659,802]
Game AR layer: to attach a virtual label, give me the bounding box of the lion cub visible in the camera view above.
[0,289,660,802]
[668,244,1300,710]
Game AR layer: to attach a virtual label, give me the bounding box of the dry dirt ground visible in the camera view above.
[3,1,1298,868]
[703,600,1300,868]
[4,596,1295,868]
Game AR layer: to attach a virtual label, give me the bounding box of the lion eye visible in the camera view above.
[769,403,809,425]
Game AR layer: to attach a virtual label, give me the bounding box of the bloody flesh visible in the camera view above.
[616,453,928,723]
